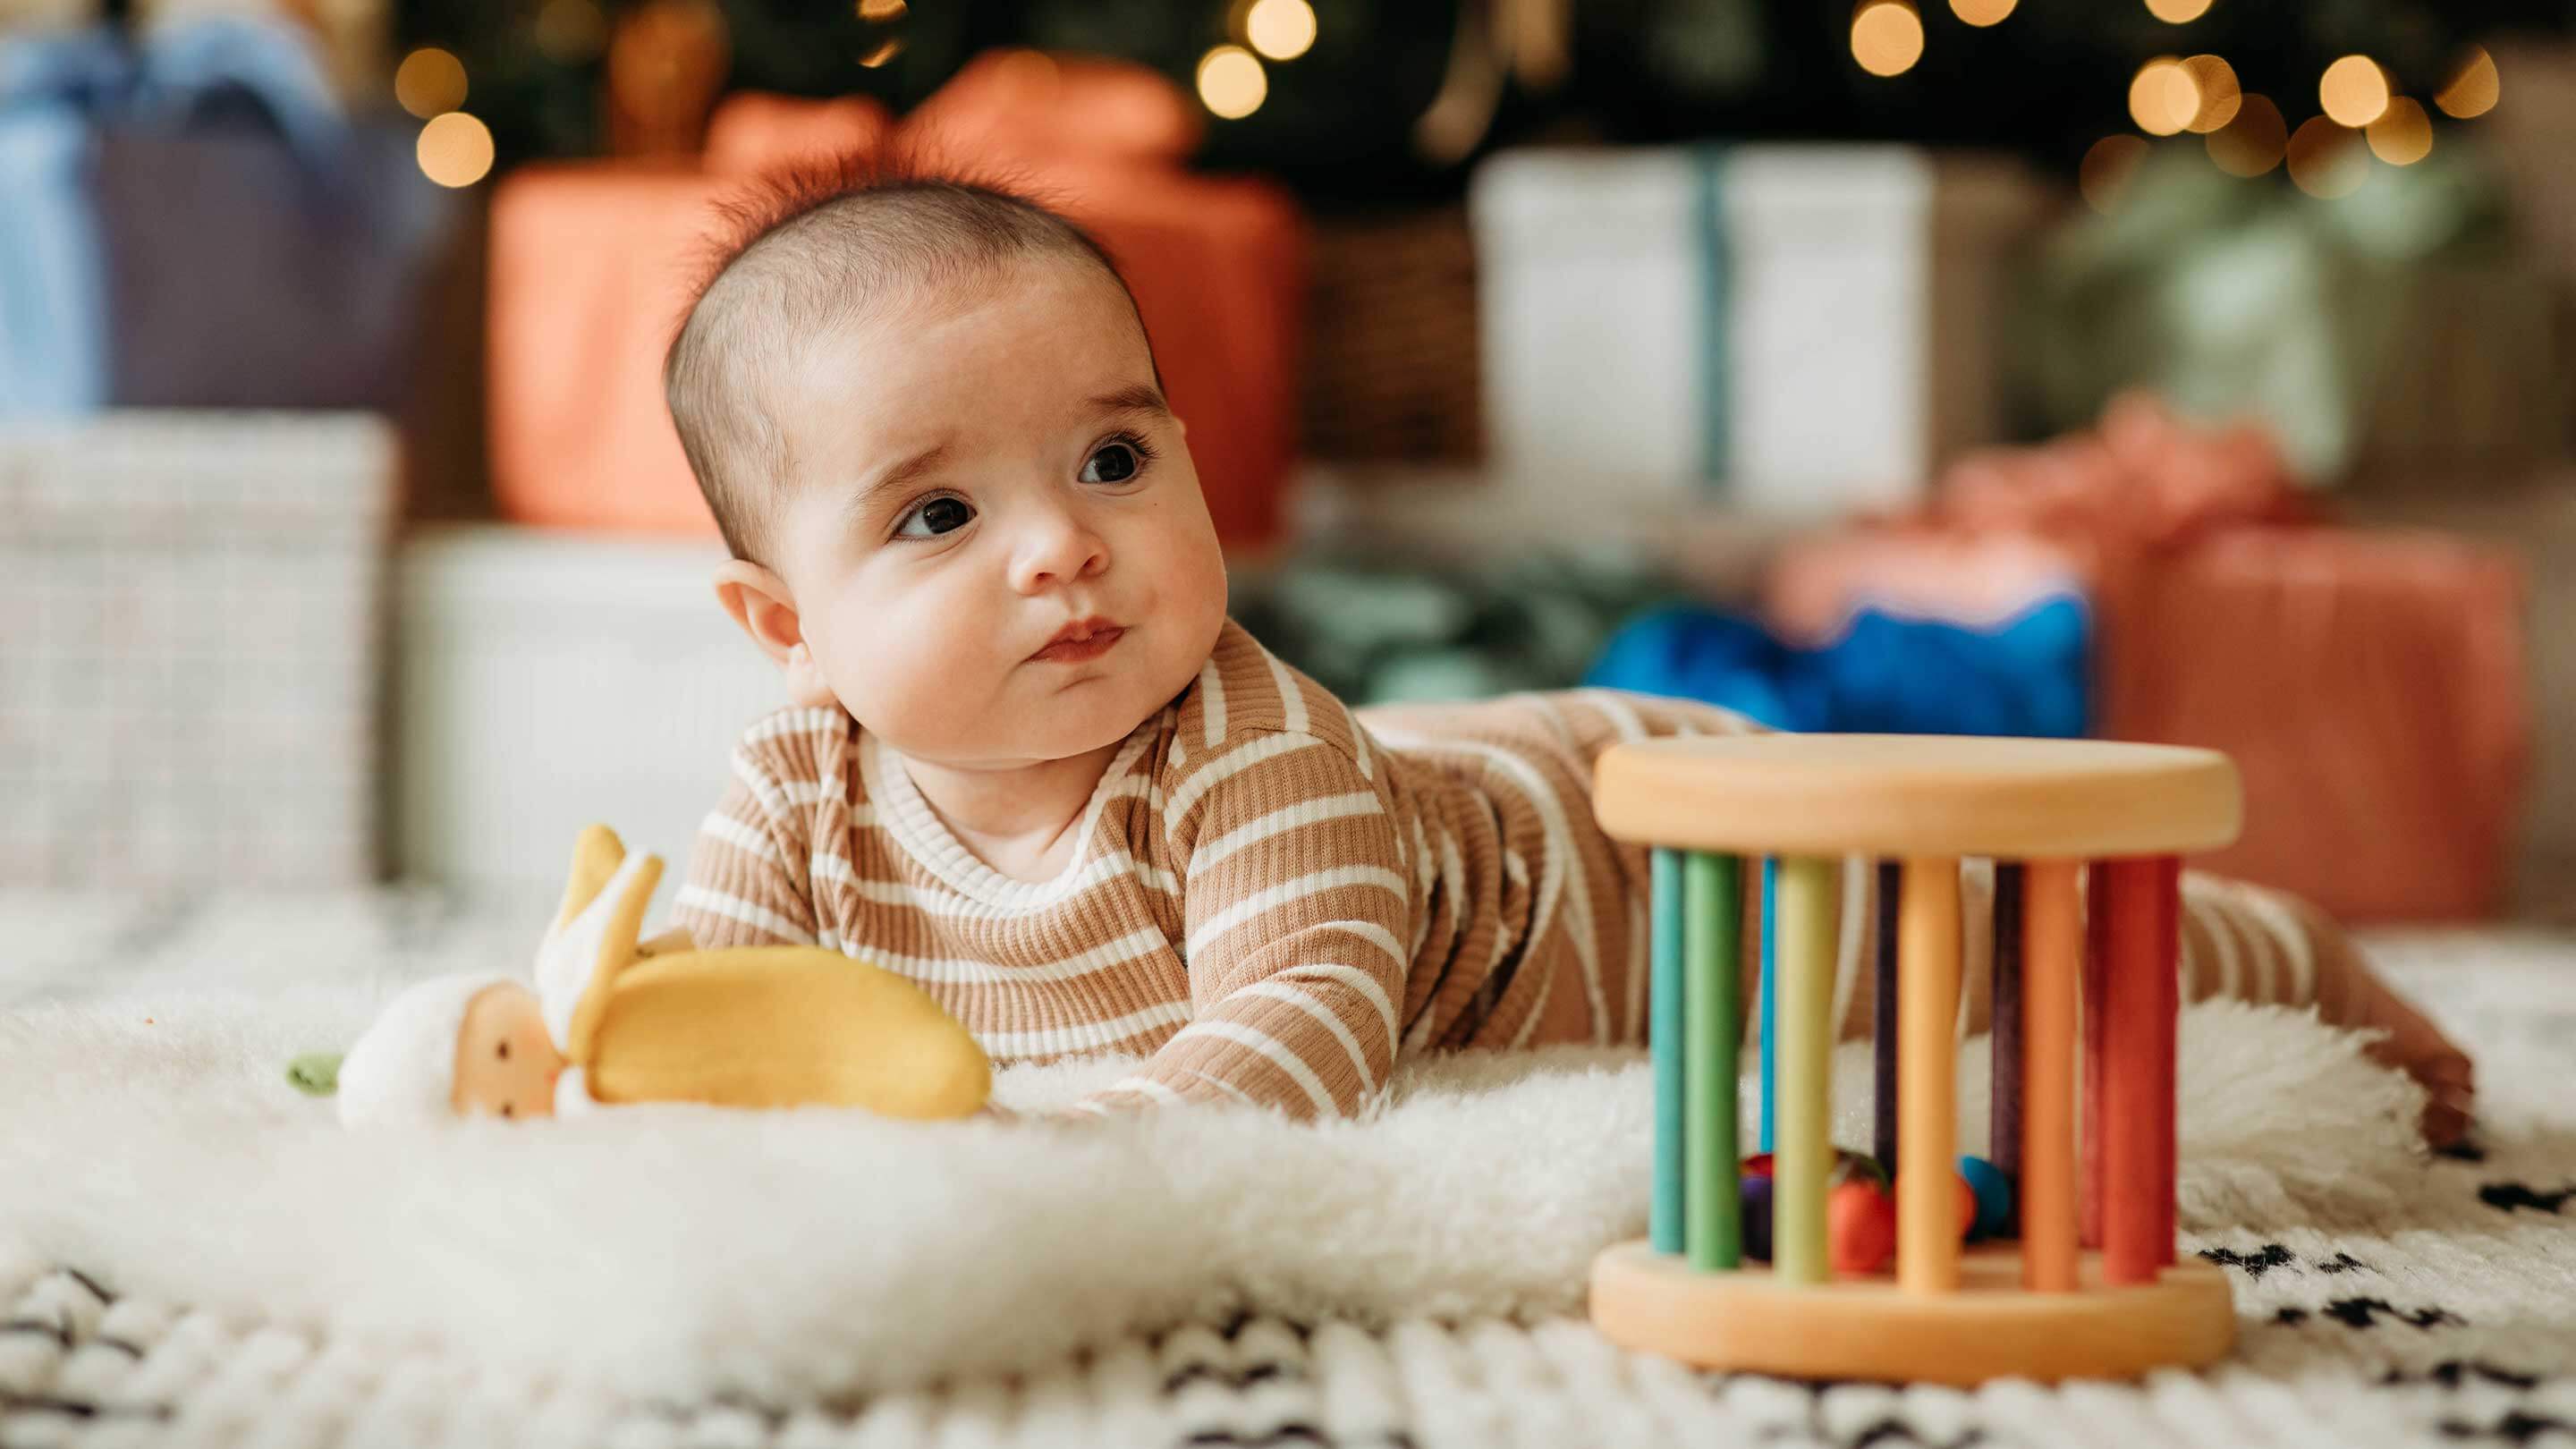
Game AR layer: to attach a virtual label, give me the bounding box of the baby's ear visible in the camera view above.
[712,559,805,667]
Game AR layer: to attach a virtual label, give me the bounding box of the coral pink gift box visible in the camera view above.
[1762,402,2529,922]
[487,54,1307,552]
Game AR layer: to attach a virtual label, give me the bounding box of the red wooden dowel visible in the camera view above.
[2152,855,2181,1267]
[2099,857,2174,1285]
[2081,861,2108,1250]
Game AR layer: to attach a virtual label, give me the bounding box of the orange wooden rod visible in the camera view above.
[2099,857,2174,1285]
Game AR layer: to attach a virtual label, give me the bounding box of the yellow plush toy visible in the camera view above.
[335,826,991,1125]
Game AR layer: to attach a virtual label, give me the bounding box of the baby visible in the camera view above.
[659,161,2474,1142]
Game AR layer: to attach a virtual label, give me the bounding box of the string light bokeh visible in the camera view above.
[415,111,495,188]
[2436,46,2500,119]
[2205,94,2287,176]
[2142,0,2213,23]
[1244,0,1318,63]
[393,47,466,120]
[1849,1,1926,79]
[1197,44,1268,120]
[2318,55,2390,127]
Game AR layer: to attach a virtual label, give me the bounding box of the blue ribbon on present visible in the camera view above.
[1584,595,2093,740]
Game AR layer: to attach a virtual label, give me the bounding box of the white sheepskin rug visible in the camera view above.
[0,985,2428,1408]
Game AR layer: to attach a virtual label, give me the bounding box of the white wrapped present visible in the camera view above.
[1471,144,2049,516]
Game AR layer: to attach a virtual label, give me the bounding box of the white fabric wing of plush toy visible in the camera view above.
[531,847,659,1050]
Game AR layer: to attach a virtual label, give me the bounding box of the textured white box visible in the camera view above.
[0,411,394,888]
[393,526,785,893]
[1471,144,2048,516]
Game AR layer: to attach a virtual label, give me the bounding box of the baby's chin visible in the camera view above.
[877,682,1162,766]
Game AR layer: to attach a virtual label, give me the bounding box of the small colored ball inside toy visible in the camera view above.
[1827,1181,1896,1275]
[1959,1156,2014,1240]
[1740,1174,1775,1261]
[1833,1149,1889,1190]
[1741,1152,1775,1179]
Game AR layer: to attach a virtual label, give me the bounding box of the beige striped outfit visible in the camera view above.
[673,619,2334,1120]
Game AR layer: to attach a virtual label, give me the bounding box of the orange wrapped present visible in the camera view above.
[1762,394,2530,921]
[487,52,1307,551]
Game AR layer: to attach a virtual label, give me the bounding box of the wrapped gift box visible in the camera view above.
[1758,405,2530,922]
[0,412,395,888]
[1470,144,2049,515]
[487,54,1307,552]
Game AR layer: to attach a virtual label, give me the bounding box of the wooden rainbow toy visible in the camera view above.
[1587,734,2242,1385]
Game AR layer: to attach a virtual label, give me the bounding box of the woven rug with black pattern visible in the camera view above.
[1,895,2572,1449]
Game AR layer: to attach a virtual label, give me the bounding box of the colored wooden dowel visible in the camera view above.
[2021,859,2081,1292]
[2099,857,2174,1285]
[1758,858,1779,1155]
[2150,855,2182,1267]
[1873,859,1901,1179]
[1774,856,1839,1284]
[1650,848,1685,1257]
[2082,860,2110,1250]
[1897,857,1963,1295]
[1685,852,1745,1270]
[1992,861,2027,1235]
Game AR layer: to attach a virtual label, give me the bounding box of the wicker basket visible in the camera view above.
[1298,204,1486,465]
[0,412,396,888]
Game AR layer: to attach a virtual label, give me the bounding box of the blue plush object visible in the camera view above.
[1583,596,2090,740]
[1959,1155,2015,1242]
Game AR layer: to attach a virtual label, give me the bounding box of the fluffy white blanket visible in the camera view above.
[0,987,2427,1406]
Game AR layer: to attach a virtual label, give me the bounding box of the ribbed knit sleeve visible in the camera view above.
[668,712,837,951]
[1068,732,1410,1122]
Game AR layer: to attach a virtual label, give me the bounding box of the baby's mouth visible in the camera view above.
[1030,618,1126,664]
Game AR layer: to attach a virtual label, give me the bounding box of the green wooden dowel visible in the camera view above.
[1775,855,1840,1284]
[1685,852,1744,1270]
[1651,848,1686,1255]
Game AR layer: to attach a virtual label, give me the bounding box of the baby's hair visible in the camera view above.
[663,149,1154,564]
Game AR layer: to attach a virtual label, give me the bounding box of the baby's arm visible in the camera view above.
[1068,736,1409,1121]
[666,741,822,951]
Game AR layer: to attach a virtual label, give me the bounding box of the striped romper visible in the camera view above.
[671,619,2331,1119]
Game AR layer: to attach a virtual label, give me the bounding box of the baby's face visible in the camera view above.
[763,259,1228,768]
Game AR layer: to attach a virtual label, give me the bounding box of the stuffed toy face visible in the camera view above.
[452,982,570,1120]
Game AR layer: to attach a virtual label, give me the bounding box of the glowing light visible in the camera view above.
[1950,0,2015,26]
[2079,135,2149,214]
[2436,45,2499,119]
[2206,93,2286,176]
[2365,96,2433,165]
[1849,2,1924,79]
[1196,45,1267,119]
[2143,0,2210,21]
[2128,56,2199,137]
[532,0,606,62]
[416,112,494,188]
[1245,0,1317,61]
[394,47,467,120]
[2287,116,2366,199]
[857,0,905,18]
[858,38,903,66]
[2180,55,2240,132]
[2318,55,2389,128]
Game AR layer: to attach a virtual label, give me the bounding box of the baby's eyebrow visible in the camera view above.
[1089,384,1171,419]
[844,440,953,529]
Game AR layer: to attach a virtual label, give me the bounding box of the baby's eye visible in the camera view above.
[499,1103,515,1119]
[1079,442,1142,485]
[894,496,975,538]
